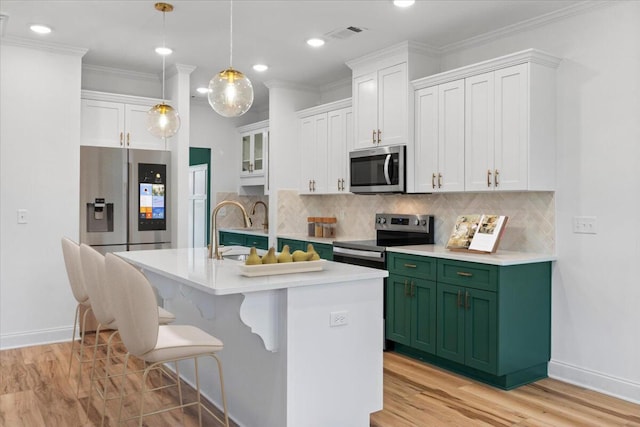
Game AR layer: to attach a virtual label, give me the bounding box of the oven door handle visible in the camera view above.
[333,246,385,261]
[383,154,392,185]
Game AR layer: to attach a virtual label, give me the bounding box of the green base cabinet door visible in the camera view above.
[385,274,412,346]
[276,238,333,260]
[411,278,438,354]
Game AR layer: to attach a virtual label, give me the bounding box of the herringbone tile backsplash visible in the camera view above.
[216,190,555,254]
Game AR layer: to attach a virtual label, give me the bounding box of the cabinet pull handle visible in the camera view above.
[372,130,376,144]
[341,179,345,191]
[404,280,409,296]
[457,290,462,307]
[337,179,341,191]
[308,180,312,192]
[119,132,124,146]
[438,173,442,188]
[465,291,470,310]
[410,281,415,297]
[432,173,436,189]
[126,132,130,146]
[377,129,381,144]
[487,169,492,187]
[312,180,316,191]
[495,169,499,187]
[456,271,472,277]
[403,263,417,268]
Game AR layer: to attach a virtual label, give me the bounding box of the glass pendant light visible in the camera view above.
[147,2,181,139]
[208,0,254,117]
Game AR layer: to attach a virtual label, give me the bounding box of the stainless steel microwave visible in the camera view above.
[349,145,406,194]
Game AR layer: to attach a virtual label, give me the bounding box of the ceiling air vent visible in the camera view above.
[325,26,365,40]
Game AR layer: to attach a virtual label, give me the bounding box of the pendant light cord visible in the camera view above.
[229,0,233,69]
[162,10,166,102]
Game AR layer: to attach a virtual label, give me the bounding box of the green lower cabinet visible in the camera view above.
[276,238,333,260]
[386,275,437,354]
[387,252,551,390]
[437,283,497,374]
[219,231,268,250]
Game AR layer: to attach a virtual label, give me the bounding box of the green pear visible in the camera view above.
[306,243,321,261]
[245,247,262,265]
[261,247,277,264]
[292,250,312,262]
[277,245,293,263]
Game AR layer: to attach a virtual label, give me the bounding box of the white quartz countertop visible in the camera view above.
[387,245,557,266]
[116,247,387,296]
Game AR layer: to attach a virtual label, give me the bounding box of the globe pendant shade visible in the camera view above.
[208,68,254,117]
[146,103,181,138]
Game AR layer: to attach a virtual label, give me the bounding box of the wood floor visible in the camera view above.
[1,335,639,426]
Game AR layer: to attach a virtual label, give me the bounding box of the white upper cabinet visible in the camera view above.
[81,91,168,150]
[297,99,352,195]
[237,120,269,189]
[414,80,465,193]
[347,42,440,151]
[353,63,407,149]
[327,107,352,194]
[412,49,561,193]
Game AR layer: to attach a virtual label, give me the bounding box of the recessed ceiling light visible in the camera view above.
[306,38,325,48]
[196,87,211,94]
[253,64,268,72]
[155,46,173,56]
[393,0,415,7]
[30,24,52,34]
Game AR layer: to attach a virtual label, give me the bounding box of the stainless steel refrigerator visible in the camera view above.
[80,146,171,254]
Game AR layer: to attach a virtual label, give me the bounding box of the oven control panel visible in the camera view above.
[375,213,433,233]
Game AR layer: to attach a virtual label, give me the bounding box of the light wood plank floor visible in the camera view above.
[1,336,639,426]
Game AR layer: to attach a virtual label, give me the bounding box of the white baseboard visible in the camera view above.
[0,326,73,350]
[549,359,640,404]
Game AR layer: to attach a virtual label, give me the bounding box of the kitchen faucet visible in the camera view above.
[250,200,268,231]
[209,200,252,259]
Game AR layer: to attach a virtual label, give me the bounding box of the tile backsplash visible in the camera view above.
[277,190,555,254]
[214,190,555,253]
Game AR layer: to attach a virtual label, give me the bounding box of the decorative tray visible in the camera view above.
[238,259,327,277]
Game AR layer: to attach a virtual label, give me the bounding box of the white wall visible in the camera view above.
[441,2,640,402]
[0,42,85,348]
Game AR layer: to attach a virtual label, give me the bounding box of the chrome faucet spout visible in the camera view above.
[250,200,269,231]
[209,201,252,259]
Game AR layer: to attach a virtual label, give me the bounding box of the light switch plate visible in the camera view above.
[17,209,28,224]
[573,216,597,234]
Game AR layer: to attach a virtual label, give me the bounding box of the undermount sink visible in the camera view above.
[223,253,249,261]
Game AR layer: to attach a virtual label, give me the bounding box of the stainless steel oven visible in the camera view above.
[333,213,434,349]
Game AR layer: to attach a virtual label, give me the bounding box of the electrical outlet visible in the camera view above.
[573,216,597,234]
[330,311,348,327]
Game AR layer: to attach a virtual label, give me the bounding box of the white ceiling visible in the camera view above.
[0,0,583,112]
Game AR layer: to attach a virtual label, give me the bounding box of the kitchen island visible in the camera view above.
[116,247,388,427]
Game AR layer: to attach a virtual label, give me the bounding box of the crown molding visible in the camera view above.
[81,89,163,105]
[263,80,319,93]
[0,35,87,57]
[82,64,159,82]
[320,76,352,93]
[412,48,561,89]
[440,1,612,53]
[174,63,197,75]
[237,119,270,133]
[296,98,352,118]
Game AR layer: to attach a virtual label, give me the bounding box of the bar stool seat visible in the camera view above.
[106,253,230,427]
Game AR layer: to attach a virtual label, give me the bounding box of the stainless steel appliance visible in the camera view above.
[80,146,171,254]
[333,213,434,268]
[333,213,434,349]
[349,145,406,194]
